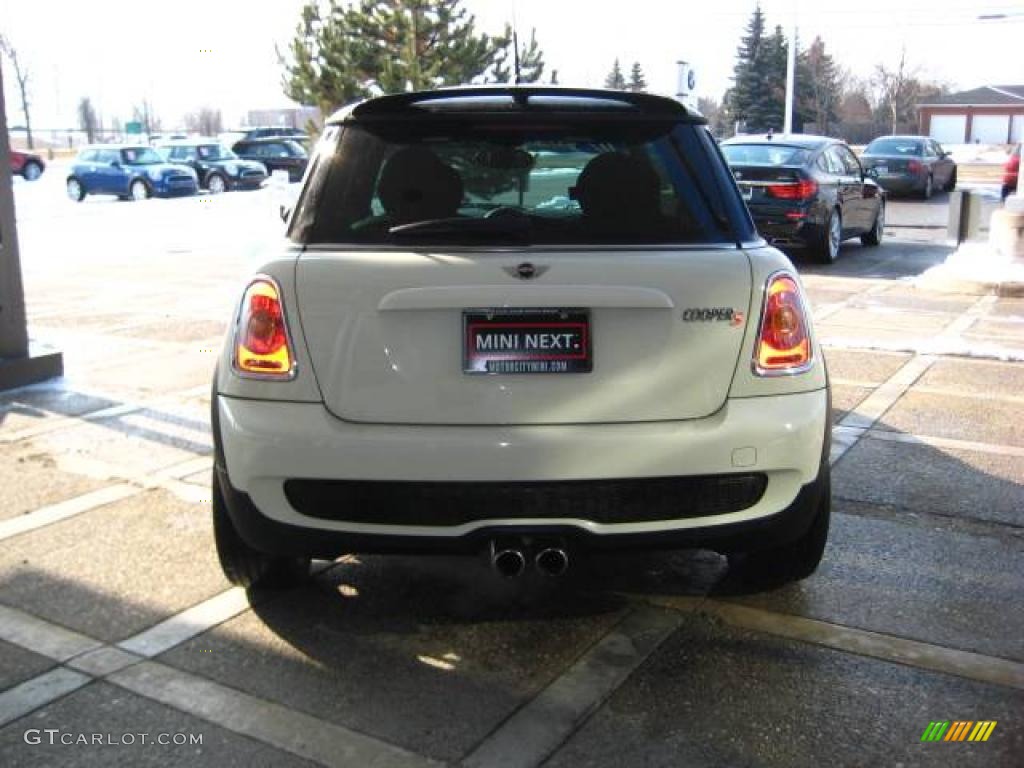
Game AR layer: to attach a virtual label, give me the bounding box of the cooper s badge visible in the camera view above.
[682,307,745,327]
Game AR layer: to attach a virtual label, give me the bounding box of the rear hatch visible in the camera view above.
[729,164,806,211]
[289,89,758,425]
[860,154,917,174]
[295,248,752,425]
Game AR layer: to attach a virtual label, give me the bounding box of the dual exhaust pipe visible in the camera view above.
[490,539,569,578]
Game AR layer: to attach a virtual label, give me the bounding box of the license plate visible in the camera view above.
[463,309,591,374]
[740,184,753,201]
[876,165,888,175]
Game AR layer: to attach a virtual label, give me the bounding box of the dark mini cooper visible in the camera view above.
[158,140,268,193]
[721,134,885,263]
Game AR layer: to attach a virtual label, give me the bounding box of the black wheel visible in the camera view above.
[207,172,227,194]
[22,161,42,181]
[861,201,884,247]
[731,469,831,584]
[130,179,151,201]
[814,208,842,264]
[945,168,957,192]
[66,177,86,202]
[212,470,311,589]
[921,174,933,200]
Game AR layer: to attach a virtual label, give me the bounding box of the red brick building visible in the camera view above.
[918,85,1024,145]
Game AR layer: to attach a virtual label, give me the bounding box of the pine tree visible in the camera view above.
[279,0,545,115]
[797,36,841,134]
[726,4,789,133]
[491,27,546,84]
[628,62,647,93]
[604,59,626,90]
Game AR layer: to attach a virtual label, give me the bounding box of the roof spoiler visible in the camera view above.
[328,86,699,124]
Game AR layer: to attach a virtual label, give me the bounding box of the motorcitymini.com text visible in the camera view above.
[24,729,203,746]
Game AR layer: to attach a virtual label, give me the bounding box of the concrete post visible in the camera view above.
[0,58,63,390]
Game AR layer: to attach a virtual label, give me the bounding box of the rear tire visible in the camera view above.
[66,177,86,202]
[731,469,830,585]
[22,161,42,181]
[861,201,884,246]
[212,470,311,589]
[814,208,841,264]
[945,168,957,192]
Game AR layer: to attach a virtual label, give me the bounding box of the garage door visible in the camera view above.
[929,114,967,145]
[971,115,1010,144]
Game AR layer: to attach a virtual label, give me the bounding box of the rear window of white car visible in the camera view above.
[297,120,746,247]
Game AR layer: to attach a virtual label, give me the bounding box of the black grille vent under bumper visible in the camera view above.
[283,474,768,527]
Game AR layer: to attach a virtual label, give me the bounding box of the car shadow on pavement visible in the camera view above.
[788,240,951,280]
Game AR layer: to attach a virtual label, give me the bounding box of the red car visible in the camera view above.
[1003,144,1020,200]
[10,149,45,181]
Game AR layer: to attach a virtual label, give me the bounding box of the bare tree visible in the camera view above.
[184,106,223,136]
[132,100,161,135]
[0,33,33,149]
[78,97,99,143]
[872,48,917,135]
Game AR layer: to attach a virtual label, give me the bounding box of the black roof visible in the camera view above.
[919,85,1024,107]
[328,86,698,124]
[232,136,306,144]
[720,133,834,150]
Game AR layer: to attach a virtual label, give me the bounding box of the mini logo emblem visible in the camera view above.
[504,263,548,280]
[733,170,743,180]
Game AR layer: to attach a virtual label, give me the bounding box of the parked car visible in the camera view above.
[10,149,45,181]
[721,134,885,263]
[65,145,198,201]
[1003,144,1021,200]
[231,137,308,182]
[211,86,832,590]
[158,139,267,193]
[860,135,956,199]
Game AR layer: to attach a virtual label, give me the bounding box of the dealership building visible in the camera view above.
[918,85,1024,145]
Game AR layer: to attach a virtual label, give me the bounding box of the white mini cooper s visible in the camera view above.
[211,87,831,588]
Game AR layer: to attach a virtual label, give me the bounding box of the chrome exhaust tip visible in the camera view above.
[535,547,569,577]
[491,544,527,578]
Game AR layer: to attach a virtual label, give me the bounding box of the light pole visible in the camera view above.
[783,9,797,134]
[0,58,63,390]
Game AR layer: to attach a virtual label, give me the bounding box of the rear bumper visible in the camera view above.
[748,211,823,249]
[874,175,924,195]
[214,389,829,552]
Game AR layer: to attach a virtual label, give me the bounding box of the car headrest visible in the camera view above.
[377,146,464,222]
[575,152,661,222]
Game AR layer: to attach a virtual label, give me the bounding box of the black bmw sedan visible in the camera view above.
[721,134,885,263]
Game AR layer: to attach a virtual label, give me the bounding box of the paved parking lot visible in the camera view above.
[1,170,1022,766]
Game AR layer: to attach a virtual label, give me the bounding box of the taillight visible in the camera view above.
[233,277,296,378]
[766,178,818,201]
[753,273,812,375]
[907,159,923,174]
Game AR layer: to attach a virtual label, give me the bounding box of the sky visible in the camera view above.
[1,0,1022,134]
